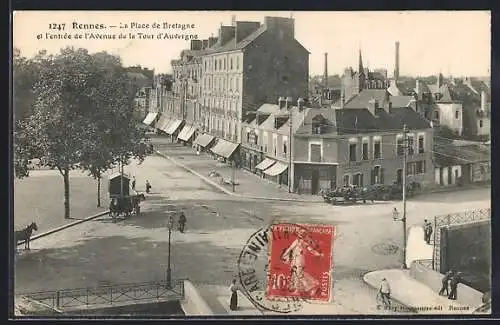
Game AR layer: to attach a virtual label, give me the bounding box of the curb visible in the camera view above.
[361,271,419,313]
[155,150,324,204]
[17,211,110,246]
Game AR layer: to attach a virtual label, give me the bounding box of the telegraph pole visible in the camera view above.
[288,108,292,193]
[402,124,409,269]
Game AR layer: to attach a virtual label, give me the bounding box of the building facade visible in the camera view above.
[292,100,434,194]
[201,16,309,144]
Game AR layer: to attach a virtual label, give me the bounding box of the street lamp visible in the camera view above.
[166,215,174,288]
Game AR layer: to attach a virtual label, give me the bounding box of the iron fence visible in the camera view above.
[23,279,185,311]
[432,208,491,272]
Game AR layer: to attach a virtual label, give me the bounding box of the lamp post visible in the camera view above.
[166,215,174,288]
[401,124,409,269]
[232,159,236,193]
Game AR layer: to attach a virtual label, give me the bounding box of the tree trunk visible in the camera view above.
[97,176,101,208]
[63,168,70,219]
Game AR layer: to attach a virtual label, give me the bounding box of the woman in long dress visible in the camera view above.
[229,279,238,310]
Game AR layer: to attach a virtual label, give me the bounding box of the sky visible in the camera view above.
[13,11,491,78]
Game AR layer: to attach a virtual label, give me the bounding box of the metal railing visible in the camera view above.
[22,279,185,311]
[432,208,491,271]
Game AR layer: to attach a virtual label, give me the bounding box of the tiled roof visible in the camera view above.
[434,142,491,167]
[257,103,281,114]
[469,79,491,98]
[278,107,313,133]
[368,72,386,81]
[387,83,403,96]
[295,106,431,136]
[390,96,415,108]
[204,26,267,55]
[343,89,389,109]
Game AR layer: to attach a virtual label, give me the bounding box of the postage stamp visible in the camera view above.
[266,223,335,302]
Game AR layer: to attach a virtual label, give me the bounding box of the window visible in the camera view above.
[219,59,222,70]
[262,133,268,152]
[236,57,240,69]
[204,61,207,71]
[407,136,414,155]
[362,143,369,160]
[223,58,226,70]
[343,175,350,186]
[230,58,233,70]
[455,111,459,119]
[416,160,426,174]
[434,110,440,120]
[273,137,278,156]
[254,134,258,145]
[479,120,483,128]
[349,144,357,162]
[397,138,404,156]
[215,59,217,70]
[418,135,424,154]
[374,139,381,159]
[406,162,416,175]
[283,140,288,156]
[373,166,381,184]
[310,144,322,162]
[353,173,363,187]
[236,77,239,91]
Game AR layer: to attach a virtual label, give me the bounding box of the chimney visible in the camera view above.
[218,25,236,46]
[235,21,261,43]
[208,37,218,48]
[278,96,286,109]
[481,90,487,111]
[437,73,443,89]
[202,39,209,49]
[324,53,328,89]
[394,41,400,80]
[264,16,294,39]
[340,88,345,108]
[416,79,420,95]
[367,98,379,116]
[297,97,305,111]
[190,39,203,50]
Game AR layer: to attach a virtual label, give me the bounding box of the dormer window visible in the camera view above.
[311,115,326,135]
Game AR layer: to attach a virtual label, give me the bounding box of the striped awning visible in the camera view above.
[255,158,276,171]
[142,112,158,126]
[263,161,288,176]
[193,134,215,148]
[177,125,196,142]
[164,119,183,135]
[156,115,171,130]
[210,138,239,159]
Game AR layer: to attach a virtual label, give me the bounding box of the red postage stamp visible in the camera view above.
[266,223,335,302]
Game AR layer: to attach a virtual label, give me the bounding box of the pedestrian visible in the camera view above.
[439,270,454,296]
[423,219,433,244]
[145,180,151,193]
[132,176,136,190]
[178,212,187,233]
[229,279,239,311]
[379,277,391,309]
[392,207,399,220]
[448,272,463,300]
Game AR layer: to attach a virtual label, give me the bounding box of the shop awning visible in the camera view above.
[177,125,197,142]
[156,115,171,130]
[193,134,215,148]
[142,112,158,126]
[263,161,288,176]
[164,119,183,135]
[255,158,276,171]
[210,138,239,159]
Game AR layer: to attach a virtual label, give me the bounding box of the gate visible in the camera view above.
[22,279,185,311]
[431,208,490,272]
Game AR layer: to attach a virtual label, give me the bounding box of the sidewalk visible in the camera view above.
[154,143,324,203]
[363,226,481,315]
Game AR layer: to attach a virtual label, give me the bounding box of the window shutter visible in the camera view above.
[380,168,385,184]
[371,169,375,185]
[360,173,364,187]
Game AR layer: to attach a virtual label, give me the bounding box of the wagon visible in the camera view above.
[108,173,145,221]
[322,186,369,205]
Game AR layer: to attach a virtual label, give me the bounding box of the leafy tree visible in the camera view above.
[14,47,150,219]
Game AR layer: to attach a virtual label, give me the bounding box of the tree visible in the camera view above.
[14,47,150,219]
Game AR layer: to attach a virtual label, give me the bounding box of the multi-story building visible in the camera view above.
[240,97,309,187]
[292,99,435,194]
[201,16,309,148]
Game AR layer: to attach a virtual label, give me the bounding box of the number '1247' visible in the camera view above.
[49,23,66,31]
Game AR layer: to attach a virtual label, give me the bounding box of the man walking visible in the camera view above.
[132,176,136,190]
[439,270,454,296]
[448,272,463,300]
[178,211,187,233]
[379,277,391,309]
[424,219,433,244]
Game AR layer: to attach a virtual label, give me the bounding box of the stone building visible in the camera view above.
[292,99,434,195]
[201,16,309,146]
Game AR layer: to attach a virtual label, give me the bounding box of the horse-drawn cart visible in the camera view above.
[322,186,369,205]
[108,173,145,221]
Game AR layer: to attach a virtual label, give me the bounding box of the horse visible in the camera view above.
[15,222,38,251]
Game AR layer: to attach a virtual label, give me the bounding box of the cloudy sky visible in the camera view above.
[13,11,491,77]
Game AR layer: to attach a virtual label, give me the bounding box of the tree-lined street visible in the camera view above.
[14,144,490,314]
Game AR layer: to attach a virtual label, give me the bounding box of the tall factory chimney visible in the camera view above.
[394,41,400,80]
[324,52,328,89]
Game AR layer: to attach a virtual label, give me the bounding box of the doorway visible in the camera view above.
[448,167,453,185]
[312,170,320,195]
[396,169,403,185]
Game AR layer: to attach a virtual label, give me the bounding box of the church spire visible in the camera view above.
[358,49,364,75]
